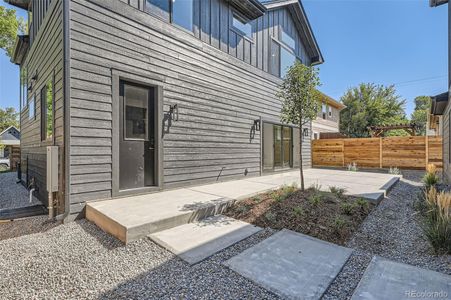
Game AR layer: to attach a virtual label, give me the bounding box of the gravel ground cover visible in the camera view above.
[323,170,451,300]
[0,172,41,210]
[0,219,278,300]
[0,170,449,300]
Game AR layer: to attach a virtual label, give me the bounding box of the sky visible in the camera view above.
[0,0,448,117]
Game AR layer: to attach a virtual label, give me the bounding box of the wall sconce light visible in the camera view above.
[169,104,179,121]
[254,119,261,131]
[303,128,309,137]
[28,72,38,92]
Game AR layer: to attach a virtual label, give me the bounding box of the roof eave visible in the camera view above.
[11,35,29,65]
[429,0,448,7]
[227,0,267,20]
[263,0,324,65]
[430,92,449,115]
[4,0,30,10]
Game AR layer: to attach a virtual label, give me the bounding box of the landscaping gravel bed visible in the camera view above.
[0,219,278,299]
[0,172,41,210]
[323,170,451,300]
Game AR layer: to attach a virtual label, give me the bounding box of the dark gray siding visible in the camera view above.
[20,0,65,211]
[68,0,313,215]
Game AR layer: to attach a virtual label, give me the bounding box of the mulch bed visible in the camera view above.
[225,186,375,245]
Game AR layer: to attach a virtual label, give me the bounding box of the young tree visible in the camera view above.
[0,107,19,132]
[340,83,408,137]
[411,96,431,136]
[0,5,27,58]
[277,61,320,190]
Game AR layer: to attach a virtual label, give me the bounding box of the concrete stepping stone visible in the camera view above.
[224,229,353,300]
[351,256,451,300]
[148,215,261,265]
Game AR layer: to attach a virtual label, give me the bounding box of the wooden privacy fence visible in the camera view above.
[312,136,443,170]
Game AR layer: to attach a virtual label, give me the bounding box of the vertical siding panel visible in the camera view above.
[219,1,229,53]
[200,0,211,43]
[210,0,220,49]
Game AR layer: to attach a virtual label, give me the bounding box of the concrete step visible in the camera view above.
[86,188,236,244]
[149,215,262,265]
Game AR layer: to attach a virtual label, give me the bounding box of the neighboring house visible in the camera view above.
[311,92,345,140]
[428,93,445,136]
[430,0,451,182]
[0,126,21,170]
[7,0,323,220]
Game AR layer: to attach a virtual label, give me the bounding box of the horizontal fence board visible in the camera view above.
[312,136,443,170]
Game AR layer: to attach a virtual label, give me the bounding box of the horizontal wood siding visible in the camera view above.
[20,0,64,211]
[312,136,443,170]
[68,0,312,213]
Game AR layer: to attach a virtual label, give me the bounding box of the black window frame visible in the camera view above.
[144,0,197,34]
[29,93,36,121]
[41,73,55,142]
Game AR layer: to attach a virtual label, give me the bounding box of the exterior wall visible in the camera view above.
[20,0,65,211]
[67,0,314,215]
[312,105,341,138]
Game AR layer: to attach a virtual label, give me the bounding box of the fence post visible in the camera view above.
[342,140,345,167]
[379,137,383,168]
[425,135,429,169]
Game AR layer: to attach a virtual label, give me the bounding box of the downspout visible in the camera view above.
[55,0,71,222]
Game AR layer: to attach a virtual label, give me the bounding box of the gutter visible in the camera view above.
[55,0,71,222]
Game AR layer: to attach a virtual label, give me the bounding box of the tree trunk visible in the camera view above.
[299,121,305,191]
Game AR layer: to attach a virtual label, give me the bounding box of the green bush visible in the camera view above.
[292,206,304,217]
[330,186,346,199]
[356,198,369,210]
[340,202,354,215]
[332,216,347,231]
[423,172,439,188]
[308,193,322,206]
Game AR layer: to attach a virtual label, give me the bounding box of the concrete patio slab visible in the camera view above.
[224,229,353,300]
[351,256,451,300]
[87,168,399,243]
[149,215,262,265]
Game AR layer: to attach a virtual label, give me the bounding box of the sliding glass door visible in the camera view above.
[263,123,293,170]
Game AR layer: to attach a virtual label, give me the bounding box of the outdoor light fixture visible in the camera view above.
[303,128,309,137]
[169,104,179,121]
[28,72,38,91]
[254,119,261,131]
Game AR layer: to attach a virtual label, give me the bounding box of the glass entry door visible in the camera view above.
[119,81,156,190]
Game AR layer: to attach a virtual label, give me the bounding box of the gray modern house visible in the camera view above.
[430,0,451,183]
[8,0,323,221]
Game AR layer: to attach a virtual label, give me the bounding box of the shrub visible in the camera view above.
[332,216,347,232]
[347,162,358,172]
[356,198,369,210]
[340,202,354,215]
[237,204,250,214]
[292,206,304,217]
[271,184,297,202]
[422,187,451,254]
[389,167,401,175]
[308,182,322,193]
[330,186,347,199]
[423,164,439,188]
[265,212,277,222]
[308,193,322,206]
[252,196,262,203]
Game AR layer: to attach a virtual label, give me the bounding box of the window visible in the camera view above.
[124,84,149,140]
[232,14,252,38]
[328,107,332,118]
[281,29,295,50]
[173,0,194,31]
[270,40,281,77]
[29,94,35,120]
[322,103,327,119]
[280,47,296,78]
[41,78,54,141]
[20,68,28,109]
[145,0,170,21]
